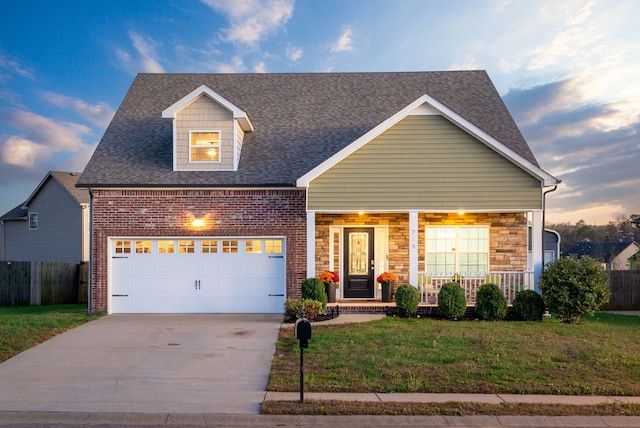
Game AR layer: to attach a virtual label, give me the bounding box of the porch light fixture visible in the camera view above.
[358,211,365,216]
[457,210,465,216]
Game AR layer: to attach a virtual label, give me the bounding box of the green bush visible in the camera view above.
[394,284,420,318]
[301,277,327,310]
[513,289,546,321]
[284,298,323,321]
[438,282,467,319]
[539,256,611,323]
[475,283,507,321]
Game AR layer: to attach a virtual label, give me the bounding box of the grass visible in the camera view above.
[0,304,103,363]
[268,313,640,396]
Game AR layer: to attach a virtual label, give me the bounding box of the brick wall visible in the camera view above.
[89,189,306,313]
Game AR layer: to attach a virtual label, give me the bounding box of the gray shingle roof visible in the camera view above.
[78,71,539,188]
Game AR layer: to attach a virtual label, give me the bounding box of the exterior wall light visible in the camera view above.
[358,211,365,216]
[457,210,465,216]
[192,218,205,228]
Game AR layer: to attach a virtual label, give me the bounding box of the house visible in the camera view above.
[77,72,559,314]
[566,239,640,271]
[0,171,89,263]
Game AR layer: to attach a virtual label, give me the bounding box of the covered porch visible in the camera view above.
[307,210,544,306]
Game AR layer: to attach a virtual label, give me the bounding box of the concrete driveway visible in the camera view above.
[0,314,283,414]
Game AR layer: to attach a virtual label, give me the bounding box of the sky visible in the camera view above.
[0,0,638,225]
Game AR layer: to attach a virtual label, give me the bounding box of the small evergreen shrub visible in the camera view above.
[394,284,420,317]
[513,289,546,321]
[438,282,467,319]
[539,256,610,323]
[475,283,507,321]
[301,277,327,310]
[285,298,323,321]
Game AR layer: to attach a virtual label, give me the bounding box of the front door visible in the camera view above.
[343,228,375,298]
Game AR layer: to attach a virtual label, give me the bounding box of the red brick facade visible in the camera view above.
[89,189,307,313]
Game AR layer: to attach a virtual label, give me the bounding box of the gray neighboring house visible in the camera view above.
[0,171,89,263]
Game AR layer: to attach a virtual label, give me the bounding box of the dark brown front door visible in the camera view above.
[343,228,375,298]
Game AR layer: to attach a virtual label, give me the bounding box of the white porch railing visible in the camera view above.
[417,271,535,305]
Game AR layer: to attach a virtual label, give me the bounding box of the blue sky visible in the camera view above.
[0,0,638,225]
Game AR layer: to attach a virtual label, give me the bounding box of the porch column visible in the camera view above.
[531,210,543,292]
[306,210,316,278]
[409,210,418,286]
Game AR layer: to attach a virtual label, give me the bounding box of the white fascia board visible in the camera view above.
[296,94,560,188]
[161,84,254,132]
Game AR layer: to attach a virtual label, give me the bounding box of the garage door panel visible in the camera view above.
[110,237,286,314]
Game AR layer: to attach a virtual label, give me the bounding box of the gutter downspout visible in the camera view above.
[87,188,93,316]
[542,185,558,267]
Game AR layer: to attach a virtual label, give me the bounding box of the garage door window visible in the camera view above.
[245,240,262,253]
[158,240,175,254]
[266,239,282,253]
[179,240,195,253]
[202,240,218,253]
[222,240,238,253]
[115,240,131,253]
[136,241,152,254]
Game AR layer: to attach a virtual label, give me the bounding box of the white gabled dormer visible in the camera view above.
[162,85,253,171]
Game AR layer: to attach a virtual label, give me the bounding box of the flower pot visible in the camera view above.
[381,282,394,303]
[325,282,336,303]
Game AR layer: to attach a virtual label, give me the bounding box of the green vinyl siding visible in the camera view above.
[307,114,542,211]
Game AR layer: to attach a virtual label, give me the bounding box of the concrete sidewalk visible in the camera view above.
[265,391,640,405]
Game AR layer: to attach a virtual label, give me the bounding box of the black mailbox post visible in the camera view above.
[294,314,312,402]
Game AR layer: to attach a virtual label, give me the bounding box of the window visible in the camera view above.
[28,213,38,230]
[245,240,262,253]
[426,226,489,273]
[190,131,220,162]
[135,240,152,254]
[158,240,175,254]
[179,240,195,253]
[115,241,131,254]
[201,240,218,253]
[265,239,283,254]
[222,240,238,253]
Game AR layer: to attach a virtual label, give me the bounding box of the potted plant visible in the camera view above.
[377,271,398,302]
[319,271,340,303]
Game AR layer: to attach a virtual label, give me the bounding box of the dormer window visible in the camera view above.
[190,131,221,162]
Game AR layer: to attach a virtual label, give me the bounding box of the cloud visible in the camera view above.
[0,51,33,79]
[216,56,246,73]
[201,0,294,46]
[42,92,115,128]
[330,26,355,53]
[115,31,165,74]
[2,110,89,152]
[503,79,640,225]
[1,137,50,169]
[253,61,267,73]
[286,45,303,62]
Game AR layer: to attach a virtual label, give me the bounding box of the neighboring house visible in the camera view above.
[566,239,640,271]
[0,171,89,263]
[77,72,559,314]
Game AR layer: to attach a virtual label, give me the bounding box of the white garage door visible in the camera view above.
[110,237,286,314]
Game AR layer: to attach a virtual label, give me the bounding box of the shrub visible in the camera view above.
[394,284,420,317]
[301,277,327,310]
[513,289,546,321]
[284,298,323,321]
[438,282,467,319]
[539,256,611,324]
[475,283,507,321]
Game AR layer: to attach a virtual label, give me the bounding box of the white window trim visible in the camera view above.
[425,225,490,272]
[28,212,38,230]
[189,130,222,163]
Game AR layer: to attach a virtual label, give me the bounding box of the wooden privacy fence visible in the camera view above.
[602,270,640,310]
[0,261,86,306]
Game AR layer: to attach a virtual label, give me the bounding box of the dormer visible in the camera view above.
[162,85,253,171]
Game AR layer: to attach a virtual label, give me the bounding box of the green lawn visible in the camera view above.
[268,313,640,396]
[0,304,103,363]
